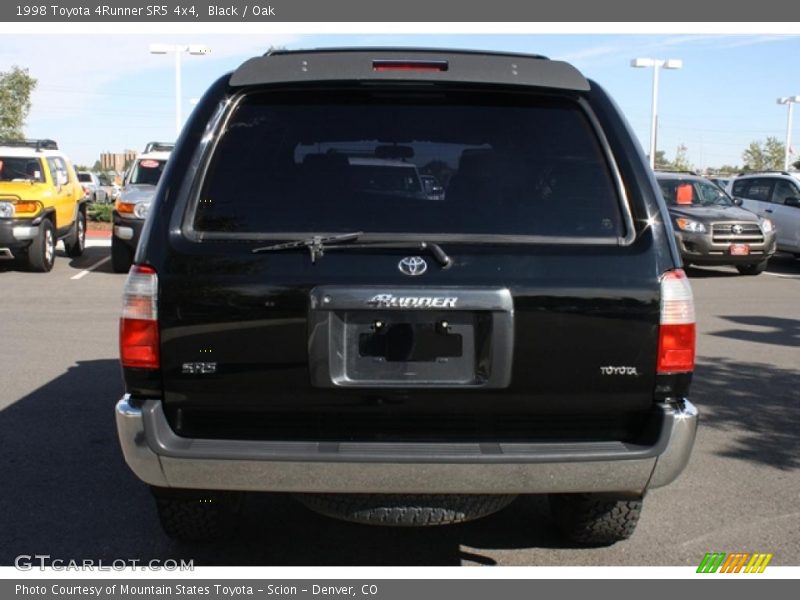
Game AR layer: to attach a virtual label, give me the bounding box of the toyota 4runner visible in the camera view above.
[0,139,86,271]
[115,48,698,545]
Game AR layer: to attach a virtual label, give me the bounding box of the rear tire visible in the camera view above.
[26,219,56,272]
[736,260,767,275]
[295,493,516,526]
[150,487,242,542]
[111,235,133,273]
[64,210,86,258]
[549,493,643,546]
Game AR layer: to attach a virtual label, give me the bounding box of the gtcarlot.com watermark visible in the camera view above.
[15,554,194,571]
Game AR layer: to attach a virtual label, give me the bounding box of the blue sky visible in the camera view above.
[2,33,799,168]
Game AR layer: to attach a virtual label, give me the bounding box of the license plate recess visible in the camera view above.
[308,287,513,388]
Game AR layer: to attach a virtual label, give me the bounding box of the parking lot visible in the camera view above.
[0,242,798,567]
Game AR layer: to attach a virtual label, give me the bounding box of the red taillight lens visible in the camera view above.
[373,60,448,72]
[657,269,696,373]
[120,265,159,369]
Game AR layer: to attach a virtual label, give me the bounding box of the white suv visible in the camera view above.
[728,172,800,255]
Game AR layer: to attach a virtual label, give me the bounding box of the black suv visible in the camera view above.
[115,48,698,545]
[655,172,777,275]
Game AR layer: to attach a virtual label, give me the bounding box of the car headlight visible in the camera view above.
[133,202,150,220]
[0,201,15,219]
[759,218,774,234]
[675,218,706,233]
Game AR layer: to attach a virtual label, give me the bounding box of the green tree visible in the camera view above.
[0,66,37,140]
[653,146,692,171]
[653,150,672,170]
[793,159,800,171]
[672,144,692,171]
[742,137,785,172]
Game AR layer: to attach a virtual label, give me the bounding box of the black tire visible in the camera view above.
[549,493,643,546]
[736,260,767,276]
[111,235,133,273]
[26,219,56,273]
[295,493,517,527]
[64,210,86,257]
[150,487,242,542]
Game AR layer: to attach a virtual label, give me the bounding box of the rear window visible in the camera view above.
[192,90,624,239]
[77,173,92,183]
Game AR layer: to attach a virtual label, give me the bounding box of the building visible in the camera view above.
[100,150,137,173]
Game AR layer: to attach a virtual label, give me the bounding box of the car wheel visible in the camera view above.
[150,487,242,542]
[64,210,86,257]
[736,260,768,276]
[549,493,643,546]
[295,493,517,526]
[111,235,134,273]
[26,219,56,273]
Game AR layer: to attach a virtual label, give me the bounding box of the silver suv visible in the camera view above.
[727,172,800,255]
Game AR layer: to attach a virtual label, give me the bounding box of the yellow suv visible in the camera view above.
[0,139,87,272]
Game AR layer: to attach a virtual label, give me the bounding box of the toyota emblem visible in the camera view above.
[398,256,428,276]
[731,224,744,235]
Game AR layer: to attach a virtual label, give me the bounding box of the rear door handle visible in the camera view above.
[765,209,773,213]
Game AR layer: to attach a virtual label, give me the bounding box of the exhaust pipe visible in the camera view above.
[0,248,14,260]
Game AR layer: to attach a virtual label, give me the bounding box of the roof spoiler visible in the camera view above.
[230,48,590,92]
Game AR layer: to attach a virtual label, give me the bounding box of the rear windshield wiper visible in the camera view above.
[252,232,363,263]
[252,233,452,268]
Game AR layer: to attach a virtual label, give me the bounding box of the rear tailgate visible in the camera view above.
[155,242,661,442]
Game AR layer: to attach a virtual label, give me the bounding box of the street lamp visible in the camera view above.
[777,96,800,171]
[149,43,211,136]
[631,58,683,169]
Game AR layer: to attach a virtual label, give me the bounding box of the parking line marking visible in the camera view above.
[71,256,111,280]
[763,272,800,280]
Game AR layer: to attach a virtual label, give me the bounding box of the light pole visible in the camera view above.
[631,58,683,170]
[149,43,211,136]
[777,96,800,171]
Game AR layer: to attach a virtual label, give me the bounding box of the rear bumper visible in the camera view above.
[115,397,697,494]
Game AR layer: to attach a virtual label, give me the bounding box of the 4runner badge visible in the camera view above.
[398,256,427,276]
[367,294,458,309]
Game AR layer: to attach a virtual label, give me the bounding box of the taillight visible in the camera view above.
[657,269,696,373]
[120,265,159,369]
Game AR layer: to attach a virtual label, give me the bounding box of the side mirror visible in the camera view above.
[785,197,800,208]
[732,196,743,206]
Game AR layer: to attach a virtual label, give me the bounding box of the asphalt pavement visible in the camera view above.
[0,243,798,566]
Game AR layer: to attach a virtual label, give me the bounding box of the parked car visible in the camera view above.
[115,48,698,545]
[420,174,445,200]
[76,171,107,204]
[727,172,800,256]
[111,143,173,272]
[708,176,731,191]
[0,138,87,271]
[655,171,776,275]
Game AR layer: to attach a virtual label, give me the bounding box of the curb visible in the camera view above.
[87,230,112,239]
